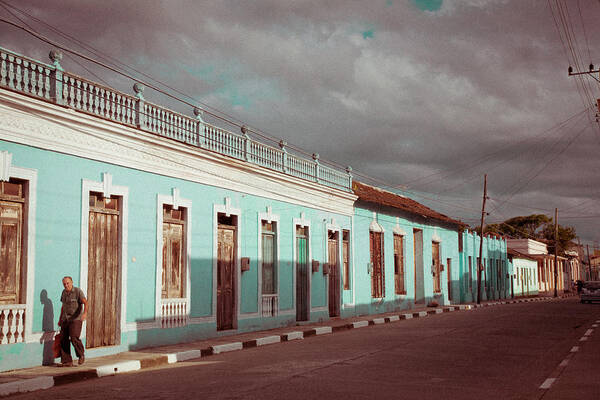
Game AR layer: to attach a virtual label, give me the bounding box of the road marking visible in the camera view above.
[539,378,556,389]
[571,346,579,352]
[388,315,400,322]
[592,324,598,328]
[580,336,588,342]
[559,359,569,367]
[435,309,443,314]
[584,329,593,336]
[373,317,385,324]
[402,313,413,319]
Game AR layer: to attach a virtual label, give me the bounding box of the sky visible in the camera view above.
[1,0,600,247]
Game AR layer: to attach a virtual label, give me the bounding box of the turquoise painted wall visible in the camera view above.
[0,140,352,370]
[350,201,460,317]
[458,231,508,303]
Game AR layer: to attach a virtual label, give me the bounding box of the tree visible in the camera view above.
[483,214,551,239]
[540,224,576,255]
[483,214,576,256]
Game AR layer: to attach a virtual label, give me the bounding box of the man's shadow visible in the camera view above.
[39,289,55,365]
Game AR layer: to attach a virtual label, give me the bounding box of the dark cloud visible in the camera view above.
[1,0,599,242]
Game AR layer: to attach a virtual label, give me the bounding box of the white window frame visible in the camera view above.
[155,188,192,325]
[213,197,241,326]
[258,206,280,317]
[291,213,311,316]
[0,151,38,343]
[325,219,341,313]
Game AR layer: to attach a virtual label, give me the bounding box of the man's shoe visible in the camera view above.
[78,355,85,365]
[57,362,73,367]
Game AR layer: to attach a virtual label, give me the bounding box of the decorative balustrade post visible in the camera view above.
[133,82,146,130]
[279,140,288,173]
[241,125,251,161]
[48,49,63,105]
[193,107,205,148]
[312,153,320,183]
[346,165,353,190]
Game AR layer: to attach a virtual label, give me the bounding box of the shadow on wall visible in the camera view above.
[39,289,56,365]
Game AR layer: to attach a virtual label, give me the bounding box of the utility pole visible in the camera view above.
[554,208,558,298]
[477,174,487,304]
[587,244,592,281]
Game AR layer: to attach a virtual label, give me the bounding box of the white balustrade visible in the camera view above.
[0,305,26,345]
[0,47,353,192]
[160,298,188,328]
[261,294,278,317]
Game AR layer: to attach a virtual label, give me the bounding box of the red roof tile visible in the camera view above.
[352,181,465,228]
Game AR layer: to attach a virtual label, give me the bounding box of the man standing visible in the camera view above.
[58,276,88,367]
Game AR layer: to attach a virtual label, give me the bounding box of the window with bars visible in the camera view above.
[370,231,384,298]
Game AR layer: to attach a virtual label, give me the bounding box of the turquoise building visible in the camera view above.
[348,182,465,315]
[0,47,356,371]
[0,45,514,372]
[459,231,509,303]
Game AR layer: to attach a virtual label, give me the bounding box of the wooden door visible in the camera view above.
[342,231,349,290]
[0,201,22,305]
[296,227,308,321]
[432,242,441,293]
[394,235,404,294]
[328,232,340,318]
[87,193,120,348]
[217,225,235,330]
[370,231,384,298]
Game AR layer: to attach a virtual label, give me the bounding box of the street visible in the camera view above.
[12,298,600,400]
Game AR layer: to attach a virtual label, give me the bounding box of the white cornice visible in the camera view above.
[0,89,356,216]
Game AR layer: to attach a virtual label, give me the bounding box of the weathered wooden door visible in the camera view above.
[296,227,308,321]
[328,231,340,317]
[0,200,22,305]
[217,225,235,330]
[370,231,384,298]
[87,193,120,348]
[432,242,441,293]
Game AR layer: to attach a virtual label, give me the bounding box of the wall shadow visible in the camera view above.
[39,289,56,365]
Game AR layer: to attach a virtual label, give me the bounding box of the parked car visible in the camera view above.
[580,281,600,303]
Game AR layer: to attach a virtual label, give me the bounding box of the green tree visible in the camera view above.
[483,214,576,256]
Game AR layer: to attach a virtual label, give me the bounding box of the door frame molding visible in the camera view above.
[293,214,311,320]
[80,173,129,343]
[325,221,341,316]
[0,151,38,343]
[213,198,241,329]
[256,206,280,318]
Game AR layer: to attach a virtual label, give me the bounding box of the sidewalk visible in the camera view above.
[0,295,571,397]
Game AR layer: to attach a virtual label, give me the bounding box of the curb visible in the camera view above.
[0,294,574,397]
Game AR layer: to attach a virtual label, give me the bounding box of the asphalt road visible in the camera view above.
[12,298,600,400]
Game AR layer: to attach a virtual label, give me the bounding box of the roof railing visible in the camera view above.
[0,47,352,192]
